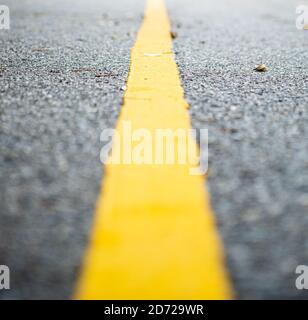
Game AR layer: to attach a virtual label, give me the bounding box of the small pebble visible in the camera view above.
[254,64,267,72]
[170,31,178,39]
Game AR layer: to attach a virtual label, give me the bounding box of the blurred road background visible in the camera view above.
[1,0,308,299]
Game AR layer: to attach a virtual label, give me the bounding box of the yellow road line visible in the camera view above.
[75,0,232,299]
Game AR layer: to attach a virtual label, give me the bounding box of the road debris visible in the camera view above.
[50,69,60,74]
[170,31,178,39]
[143,53,162,57]
[95,71,116,78]
[254,64,267,72]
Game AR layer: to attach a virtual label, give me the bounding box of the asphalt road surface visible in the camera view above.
[1,0,308,299]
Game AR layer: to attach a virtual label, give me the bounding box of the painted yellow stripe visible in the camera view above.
[75,0,232,299]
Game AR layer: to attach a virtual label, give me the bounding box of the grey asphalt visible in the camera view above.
[1,0,308,299]
[0,0,143,299]
[168,0,308,299]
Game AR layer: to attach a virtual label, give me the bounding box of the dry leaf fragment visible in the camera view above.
[254,64,267,72]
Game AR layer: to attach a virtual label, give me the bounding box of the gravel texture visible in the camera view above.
[167,0,308,299]
[0,0,143,299]
[1,0,308,300]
